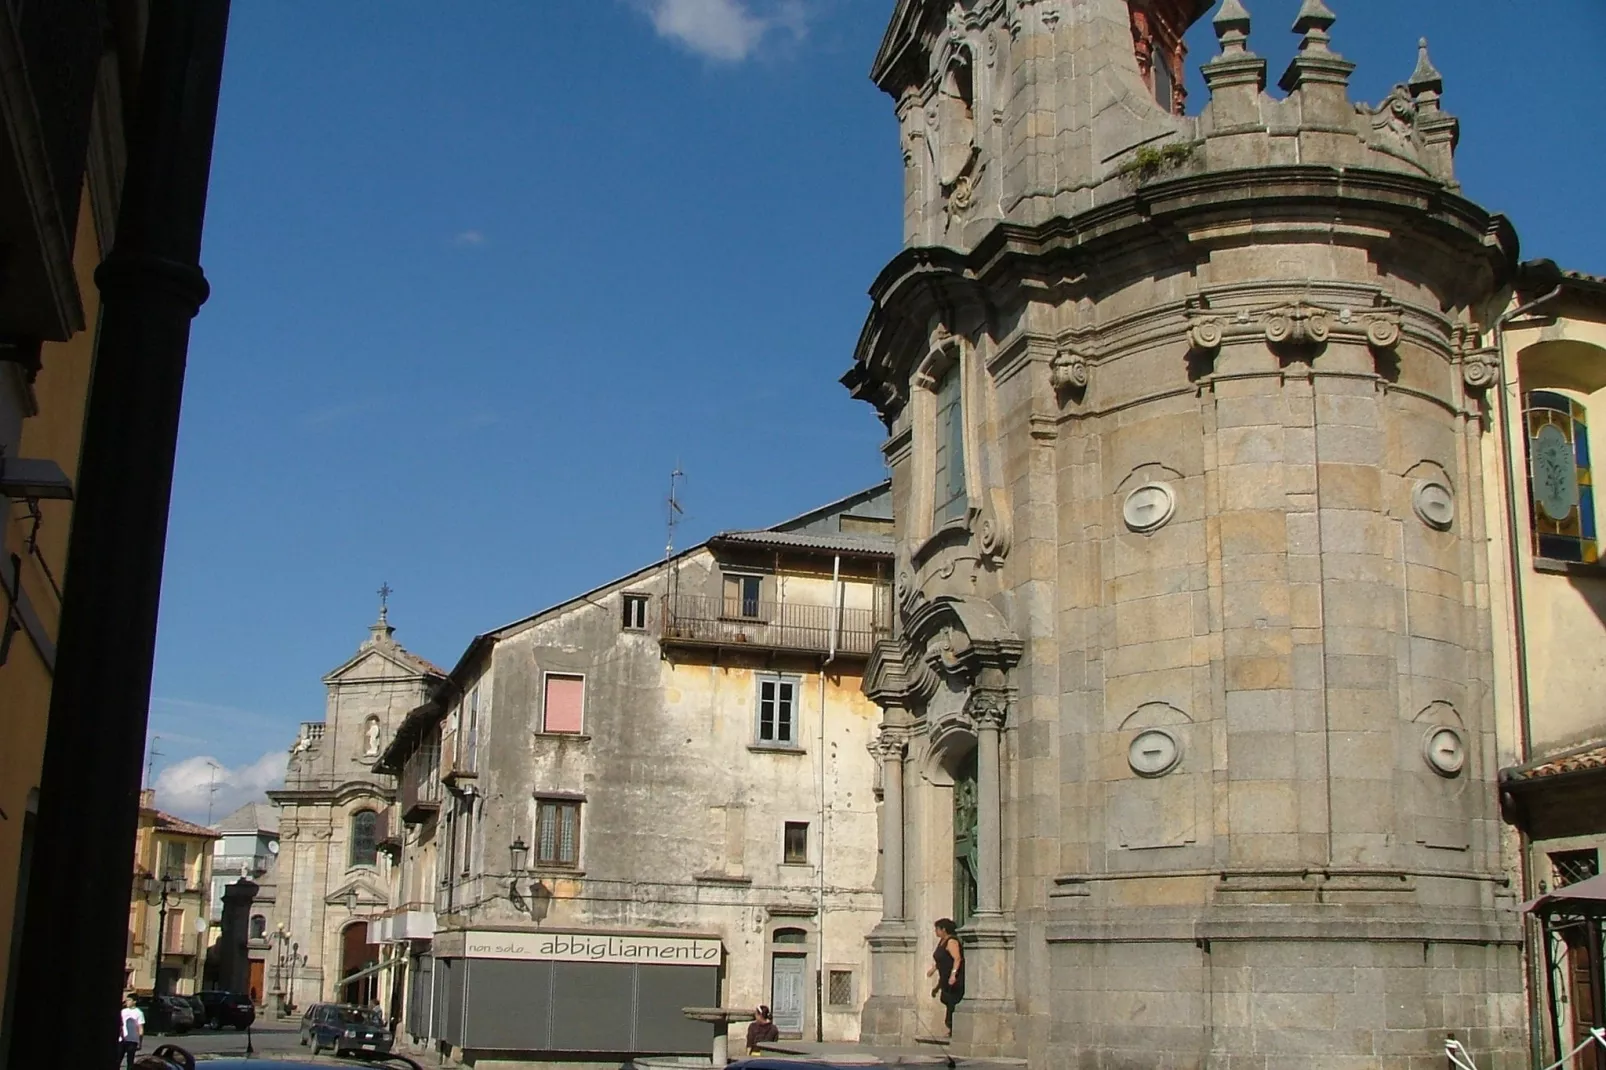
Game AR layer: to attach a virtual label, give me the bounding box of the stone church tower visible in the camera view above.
[845,1,1524,1065]
[270,602,442,1009]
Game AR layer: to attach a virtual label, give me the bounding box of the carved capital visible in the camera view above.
[872,727,909,763]
[1461,347,1499,391]
[966,688,1009,730]
[1264,301,1331,347]
[1187,316,1224,353]
[1049,346,1089,395]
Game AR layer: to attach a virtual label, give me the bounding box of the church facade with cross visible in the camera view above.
[843,1,1528,1066]
[268,589,445,1012]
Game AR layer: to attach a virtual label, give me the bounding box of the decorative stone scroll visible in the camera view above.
[1049,345,1090,394]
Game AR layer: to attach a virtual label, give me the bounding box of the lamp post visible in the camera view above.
[144,872,184,994]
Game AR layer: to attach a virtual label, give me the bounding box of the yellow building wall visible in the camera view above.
[1484,303,1606,765]
[0,183,104,1018]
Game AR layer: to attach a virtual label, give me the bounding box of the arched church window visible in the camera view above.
[932,364,967,527]
[1525,390,1597,563]
[350,809,379,867]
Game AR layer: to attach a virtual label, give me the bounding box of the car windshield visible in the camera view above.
[336,1006,378,1024]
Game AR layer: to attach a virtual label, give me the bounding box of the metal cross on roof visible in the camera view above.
[377,581,392,620]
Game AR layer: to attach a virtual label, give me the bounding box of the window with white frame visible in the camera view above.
[755,675,799,747]
[542,673,585,734]
[622,593,649,630]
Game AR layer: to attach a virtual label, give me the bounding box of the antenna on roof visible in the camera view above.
[205,760,222,825]
[665,465,685,559]
[145,735,162,789]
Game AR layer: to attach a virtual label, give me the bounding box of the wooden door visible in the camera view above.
[953,749,978,928]
[1567,924,1605,1070]
[770,954,807,1037]
[248,960,265,1004]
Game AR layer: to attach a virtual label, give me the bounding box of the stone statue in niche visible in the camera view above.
[363,717,381,757]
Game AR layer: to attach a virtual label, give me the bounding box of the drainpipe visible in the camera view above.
[816,553,841,1043]
[1491,258,1564,1070]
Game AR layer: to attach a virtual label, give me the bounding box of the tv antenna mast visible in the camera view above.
[145,735,163,789]
[205,760,222,824]
[665,465,685,559]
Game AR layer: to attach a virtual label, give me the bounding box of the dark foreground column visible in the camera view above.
[4,4,229,1068]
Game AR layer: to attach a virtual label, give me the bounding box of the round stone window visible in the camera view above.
[1128,729,1182,778]
[1122,482,1177,534]
[1423,726,1466,777]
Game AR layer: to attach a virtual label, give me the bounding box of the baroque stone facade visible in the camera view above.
[845,1,1524,1066]
[269,606,442,1011]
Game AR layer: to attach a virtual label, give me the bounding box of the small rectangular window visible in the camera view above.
[783,821,808,865]
[542,673,585,734]
[535,799,581,868]
[827,969,854,1008]
[622,593,649,630]
[459,798,474,876]
[723,573,763,619]
[162,841,187,881]
[755,675,798,747]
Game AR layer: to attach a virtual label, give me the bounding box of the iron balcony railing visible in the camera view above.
[660,594,890,656]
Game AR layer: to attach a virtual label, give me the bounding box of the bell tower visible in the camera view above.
[849,2,1524,1066]
[873,0,1212,250]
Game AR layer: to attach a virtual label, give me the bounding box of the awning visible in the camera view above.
[338,952,402,987]
[1522,872,1606,915]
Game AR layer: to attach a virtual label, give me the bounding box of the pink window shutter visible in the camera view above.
[544,675,585,733]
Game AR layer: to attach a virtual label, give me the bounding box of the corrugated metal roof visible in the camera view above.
[709,528,894,557]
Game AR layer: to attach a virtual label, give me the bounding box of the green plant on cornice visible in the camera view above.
[1129,140,1195,180]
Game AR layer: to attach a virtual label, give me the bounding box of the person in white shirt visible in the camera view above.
[118,994,144,1070]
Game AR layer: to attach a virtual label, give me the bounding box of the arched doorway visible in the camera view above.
[340,921,378,1006]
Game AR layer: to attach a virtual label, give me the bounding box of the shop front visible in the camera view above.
[429,928,721,1060]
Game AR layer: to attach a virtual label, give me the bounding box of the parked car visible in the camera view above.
[196,990,256,1029]
[299,1002,392,1058]
[182,994,206,1026]
[133,993,195,1035]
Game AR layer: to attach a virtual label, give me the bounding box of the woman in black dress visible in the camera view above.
[927,917,964,1035]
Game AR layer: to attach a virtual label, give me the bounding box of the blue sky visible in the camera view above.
[146,0,1606,821]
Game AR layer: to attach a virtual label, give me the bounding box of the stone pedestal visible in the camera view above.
[861,924,919,1045]
[952,916,1015,1057]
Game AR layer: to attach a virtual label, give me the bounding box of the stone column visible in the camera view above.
[862,717,917,1047]
[974,709,1002,917]
[955,686,1015,1056]
[878,725,906,922]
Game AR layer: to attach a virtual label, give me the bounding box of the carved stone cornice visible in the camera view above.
[864,638,940,707]
[1185,292,1401,358]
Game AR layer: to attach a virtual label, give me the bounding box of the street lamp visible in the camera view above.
[143,871,184,994]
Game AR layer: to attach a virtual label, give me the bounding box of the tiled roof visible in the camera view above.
[146,808,222,839]
[710,529,894,557]
[1504,742,1606,782]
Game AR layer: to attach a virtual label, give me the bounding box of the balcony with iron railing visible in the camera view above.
[660,594,890,658]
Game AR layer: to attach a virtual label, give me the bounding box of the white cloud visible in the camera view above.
[642,0,805,62]
[453,229,487,247]
[155,751,286,825]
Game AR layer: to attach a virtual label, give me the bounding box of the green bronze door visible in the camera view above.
[952,749,979,927]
